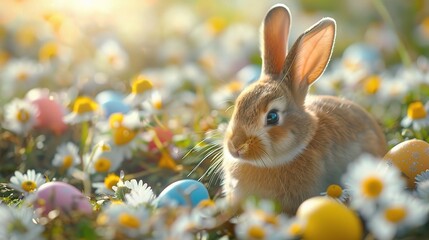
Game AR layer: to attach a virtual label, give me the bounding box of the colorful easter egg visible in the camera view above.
[296,196,362,240]
[156,179,209,208]
[383,139,429,188]
[100,99,130,118]
[342,43,382,73]
[148,127,174,151]
[236,64,261,85]
[32,97,67,135]
[95,90,124,105]
[34,182,92,215]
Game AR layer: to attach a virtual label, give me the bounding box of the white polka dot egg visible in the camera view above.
[383,139,429,188]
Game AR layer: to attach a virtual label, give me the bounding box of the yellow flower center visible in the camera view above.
[247,225,265,239]
[407,102,427,120]
[255,210,278,226]
[113,126,136,146]
[72,97,98,115]
[16,109,30,123]
[94,158,111,173]
[97,213,109,225]
[326,184,343,198]
[131,76,153,94]
[208,17,227,34]
[43,12,64,33]
[16,71,29,81]
[384,206,407,223]
[0,50,9,66]
[100,143,111,152]
[288,222,303,236]
[361,176,383,198]
[108,54,118,66]
[109,113,124,129]
[16,26,36,47]
[39,42,58,62]
[197,199,216,208]
[21,180,37,192]
[118,213,140,229]
[153,99,162,110]
[364,75,381,95]
[422,17,429,37]
[228,81,243,92]
[104,173,120,190]
[62,155,73,169]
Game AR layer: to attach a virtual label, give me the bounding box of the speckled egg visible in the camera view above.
[156,179,209,208]
[383,139,429,188]
[34,182,92,215]
[297,196,362,240]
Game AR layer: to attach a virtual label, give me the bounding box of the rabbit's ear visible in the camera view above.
[285,18,336,103]
[261,4,291,76]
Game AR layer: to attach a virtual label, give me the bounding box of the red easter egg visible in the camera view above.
[35,182,92,215]
[32,97,67,135]
[148,127,174,151]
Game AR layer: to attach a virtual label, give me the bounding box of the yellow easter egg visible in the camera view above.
[383,139,429,188]
[297,197,362,240]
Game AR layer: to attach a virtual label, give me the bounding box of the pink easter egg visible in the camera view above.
[148,127,174,151]
[35,182,92,215]
[32,97,67,135]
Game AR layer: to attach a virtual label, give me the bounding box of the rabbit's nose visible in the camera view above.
[228,140,240,158]
[228,138,248,158]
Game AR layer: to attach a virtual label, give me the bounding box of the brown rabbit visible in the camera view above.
[221,4,387,215]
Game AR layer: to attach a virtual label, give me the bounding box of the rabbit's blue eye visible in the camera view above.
[266,110,279,125]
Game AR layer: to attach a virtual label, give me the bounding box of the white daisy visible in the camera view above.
[3,98,37,136]
[97,110,143,160]
[63,96,100,125]
[123,75,153,107]
[92,173,121,195]
[95,39,128,72]
[342,154,406,217]
[52,142,81,174]
[84,146,123,174]
[367,193,428,240]
[151,210,196,240]
[141,90,164,117]
[0,205,44,240]
[273,216,306,240]
[235,213,276,240]
[320,184,350,203]
[97,203,150,238]
[415,170,429,199]
[401,101,429,131]
[9,169,46,194]
[123,179,156,207]
[415,169,429,183]
[1,58,44,98]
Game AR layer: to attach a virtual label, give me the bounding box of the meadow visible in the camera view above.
[1,0,429,239]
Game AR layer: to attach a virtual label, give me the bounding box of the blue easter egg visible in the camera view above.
[342,43,382,72]
[96,90,124,105]
[156,179,209,208]
[101,100,130,117]
[237,64,261,85]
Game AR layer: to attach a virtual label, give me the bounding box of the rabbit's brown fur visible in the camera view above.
[221,4,387,215]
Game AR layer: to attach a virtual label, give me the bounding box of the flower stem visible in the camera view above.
[371,0,412,67]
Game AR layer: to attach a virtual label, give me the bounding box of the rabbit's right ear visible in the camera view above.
[260,4,291,76]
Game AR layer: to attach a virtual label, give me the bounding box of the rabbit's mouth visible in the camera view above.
[226,134,273,166]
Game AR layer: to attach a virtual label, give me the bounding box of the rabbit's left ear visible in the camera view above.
[260,4,291,76]
[284,18,336,103]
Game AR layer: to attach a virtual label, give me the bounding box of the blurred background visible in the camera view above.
[1,0,428,94]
